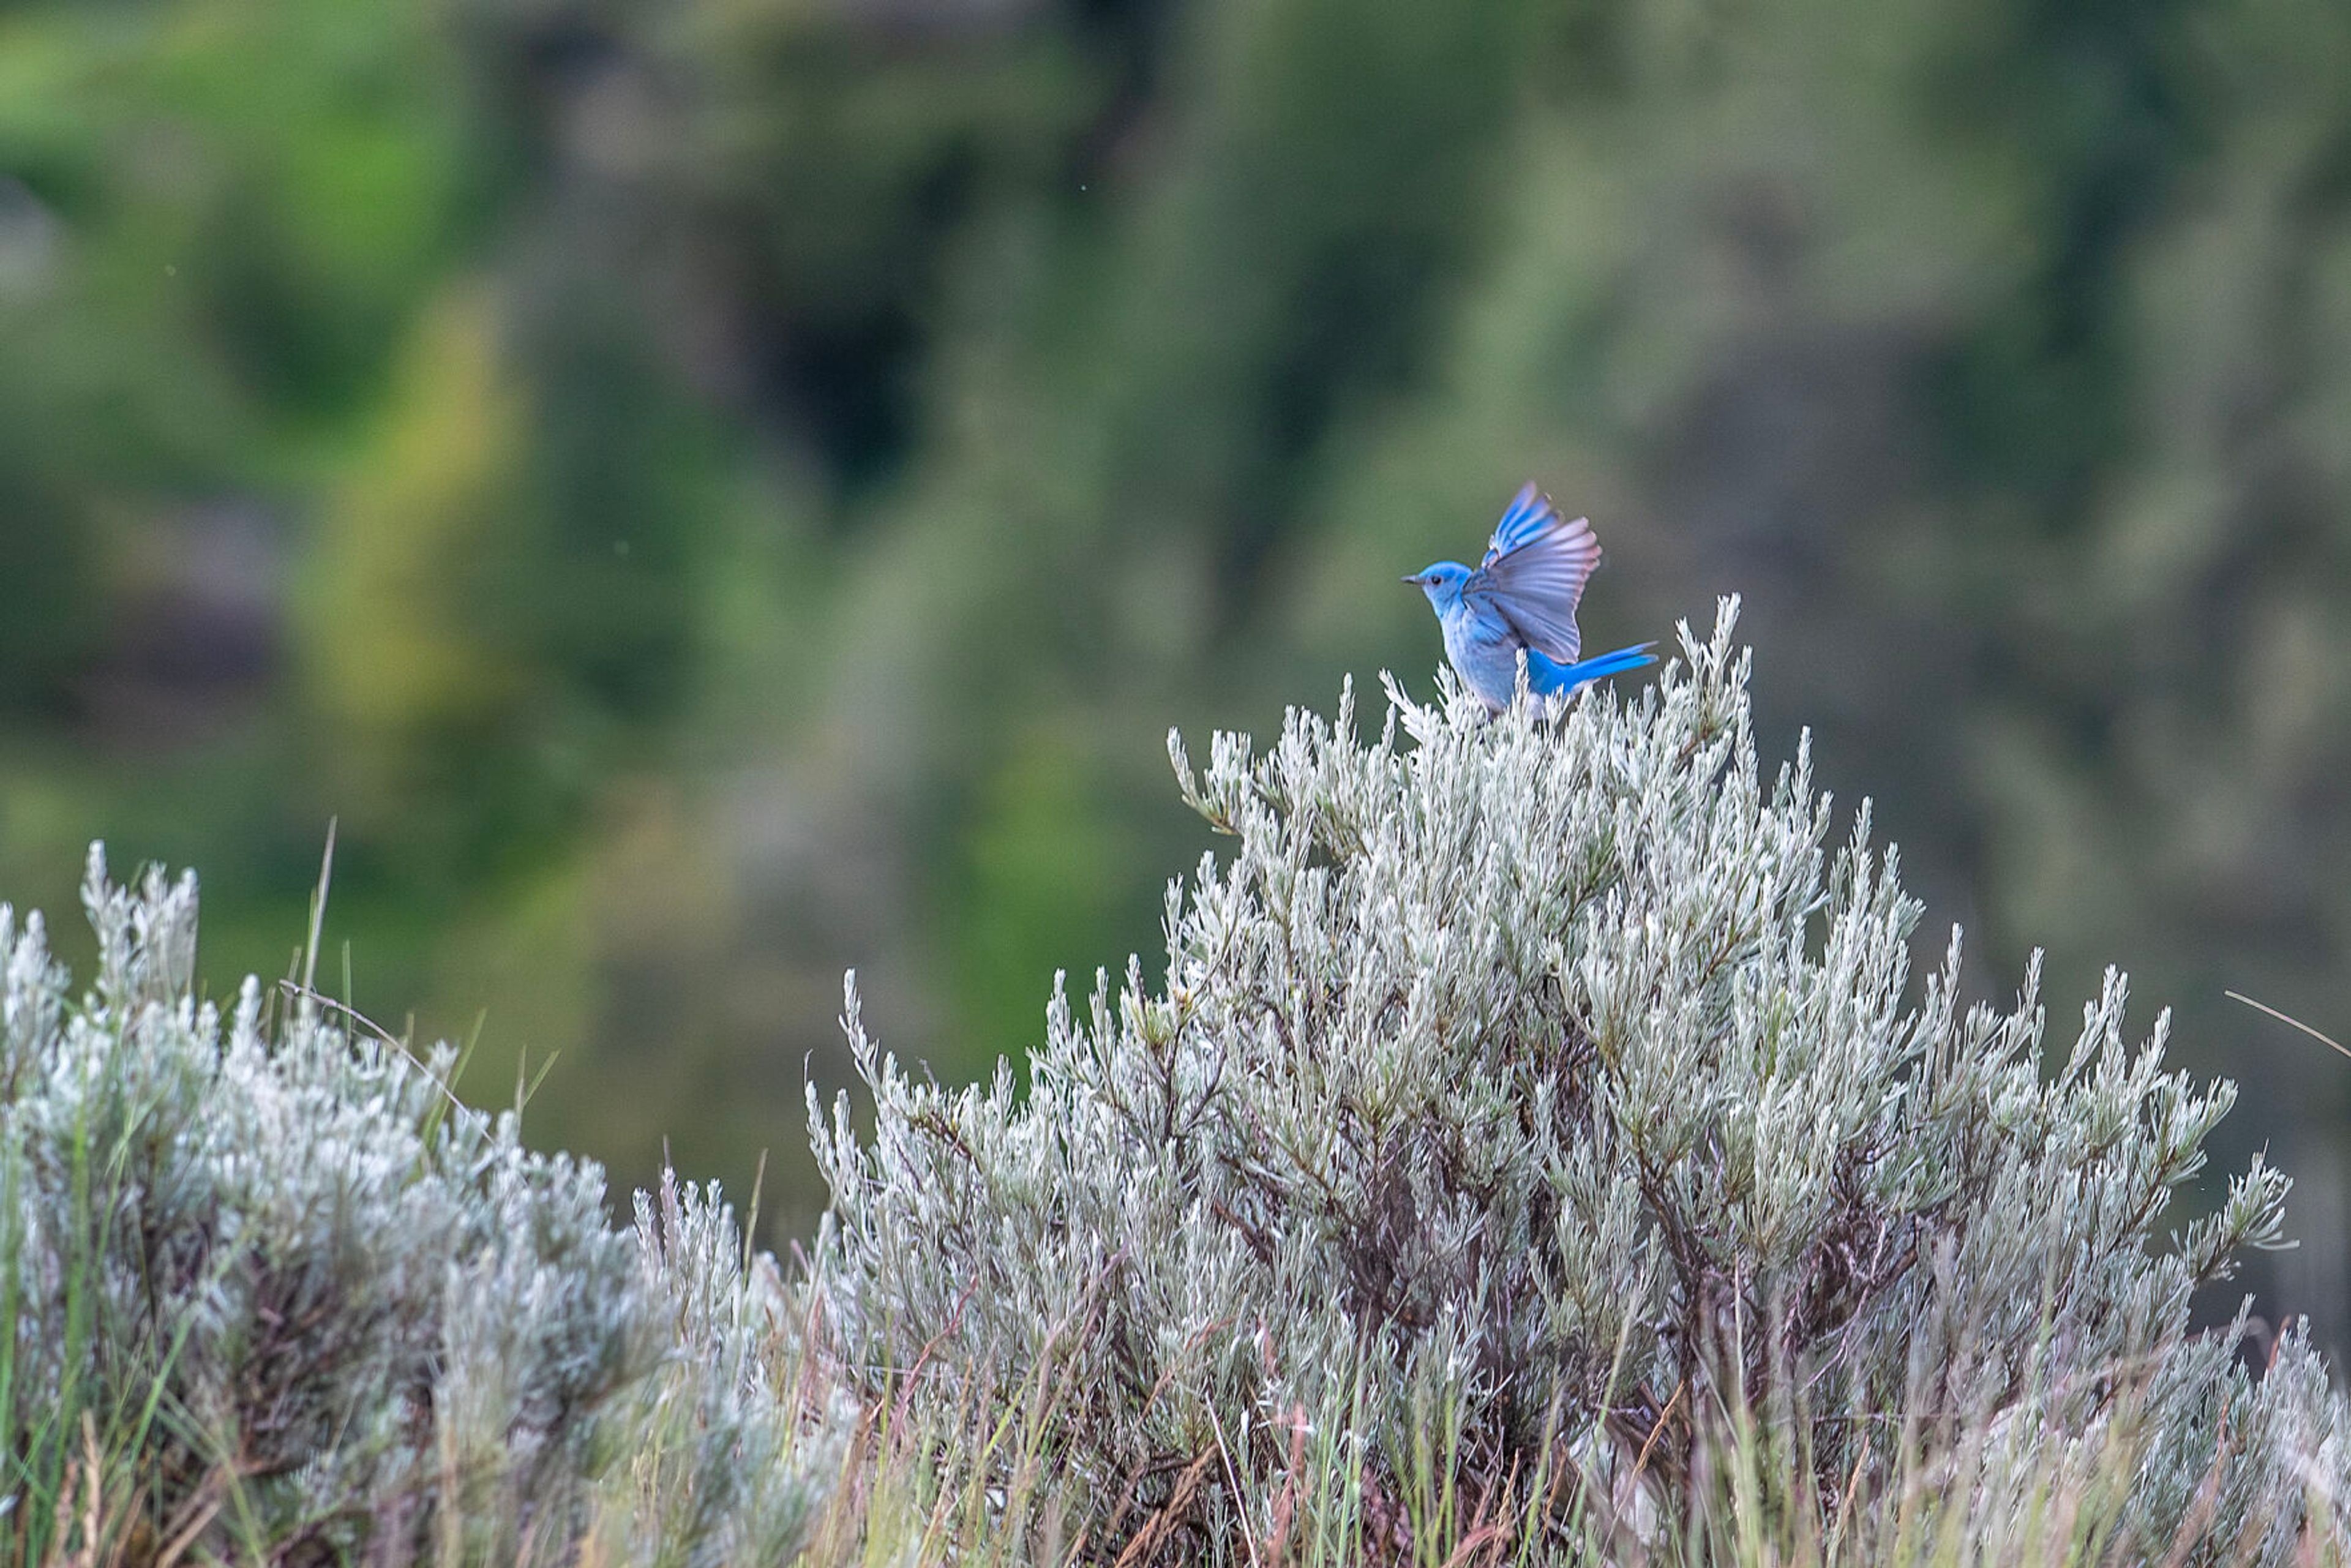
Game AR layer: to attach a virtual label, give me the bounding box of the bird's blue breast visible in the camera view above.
[1439,604,1522,710]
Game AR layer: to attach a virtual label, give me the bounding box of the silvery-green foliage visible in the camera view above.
[812,600,2346,1559]
[583,1171,855,1568]
[0,848,840,1564]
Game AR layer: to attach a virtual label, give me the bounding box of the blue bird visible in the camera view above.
[1405,483,1655,713]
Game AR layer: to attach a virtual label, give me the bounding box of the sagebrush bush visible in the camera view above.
[0,850,844,1566]
[811,601,2349,1562]
[7,602,2343,1566]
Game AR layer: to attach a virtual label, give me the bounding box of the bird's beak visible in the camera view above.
[1401,574,1419,585]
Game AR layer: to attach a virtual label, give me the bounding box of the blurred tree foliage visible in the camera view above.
[1,0,2347,1331]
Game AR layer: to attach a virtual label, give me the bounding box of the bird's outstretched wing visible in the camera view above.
[1464,482,1601,662]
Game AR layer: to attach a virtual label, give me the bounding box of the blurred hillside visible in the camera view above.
[1,0,2347,1338]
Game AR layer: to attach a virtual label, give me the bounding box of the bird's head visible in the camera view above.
[1403,561,1472,610]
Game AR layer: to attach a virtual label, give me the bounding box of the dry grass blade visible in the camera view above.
[2225,990,2351,1063]
[1114,1451,1218,1568]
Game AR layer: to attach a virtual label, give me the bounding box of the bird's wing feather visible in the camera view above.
[1464,483,1602,662]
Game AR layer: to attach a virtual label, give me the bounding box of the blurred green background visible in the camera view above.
[3,0,2349,1341]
